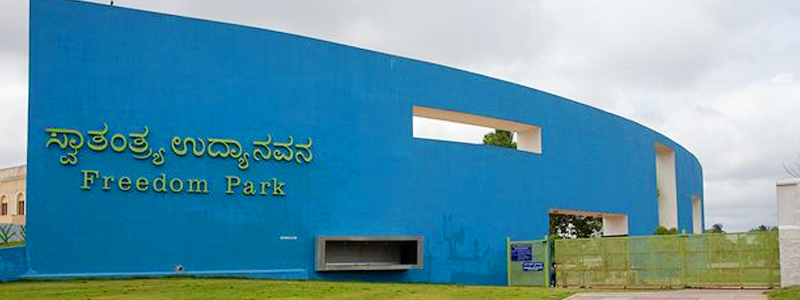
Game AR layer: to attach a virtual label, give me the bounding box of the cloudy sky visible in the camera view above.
[2,0,799,232]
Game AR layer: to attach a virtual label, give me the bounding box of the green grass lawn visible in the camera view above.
[0,241,24,248]
[768,286,800,300]
[0,278,574,300]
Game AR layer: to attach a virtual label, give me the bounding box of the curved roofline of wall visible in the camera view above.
[64,0,701,164]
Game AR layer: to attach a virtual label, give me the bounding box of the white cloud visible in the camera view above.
[704,178,778,232]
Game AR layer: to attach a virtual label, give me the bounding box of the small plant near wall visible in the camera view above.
[0,224,17,243]
[705,223,725,234]
[654,226,677,235]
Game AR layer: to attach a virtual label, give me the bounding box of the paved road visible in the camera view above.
[566,289,767,300]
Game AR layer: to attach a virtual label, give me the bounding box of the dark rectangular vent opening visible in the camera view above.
[316,236,423,272]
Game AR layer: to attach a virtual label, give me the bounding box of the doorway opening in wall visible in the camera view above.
[548,209,629,239]
[549,210,602,240]
[547,209,629,272]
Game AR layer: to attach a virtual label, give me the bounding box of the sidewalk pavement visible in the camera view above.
[565,289,767,300]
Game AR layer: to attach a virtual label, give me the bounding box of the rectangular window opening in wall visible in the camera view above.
[412,106,542,154]
[655,143,678,229]
[316,236,423,272]
[692,196,702,234]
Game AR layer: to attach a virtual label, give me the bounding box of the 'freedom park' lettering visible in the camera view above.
[45,124,309,197]
[79,171,286,196]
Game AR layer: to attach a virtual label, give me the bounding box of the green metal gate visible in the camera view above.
[553,231,780,288]
[507,238,550,287]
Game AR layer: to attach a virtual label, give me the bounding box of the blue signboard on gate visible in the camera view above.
[510,244,533,261]
[522,261,544,272]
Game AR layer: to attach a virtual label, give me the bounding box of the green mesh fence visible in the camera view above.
[552,231,779,288]
[507,239,549,287]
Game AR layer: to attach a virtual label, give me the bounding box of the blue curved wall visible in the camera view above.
[27,0,703,285]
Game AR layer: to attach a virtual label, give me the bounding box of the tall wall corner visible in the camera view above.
[777,178,800,287]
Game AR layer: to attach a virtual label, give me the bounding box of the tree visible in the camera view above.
[749,225,777,232]
[785,155,800,177]
[483,130,516,149]
[0,224,16,244]
[705,223,725,234]
[549,213,603,239]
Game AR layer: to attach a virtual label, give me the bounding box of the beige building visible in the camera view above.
[0,165,26,225]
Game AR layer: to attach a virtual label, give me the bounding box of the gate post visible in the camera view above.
[544,236,551,287]
[679,234,687,287]
[506,237,511,286]
[777,179,800,287]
